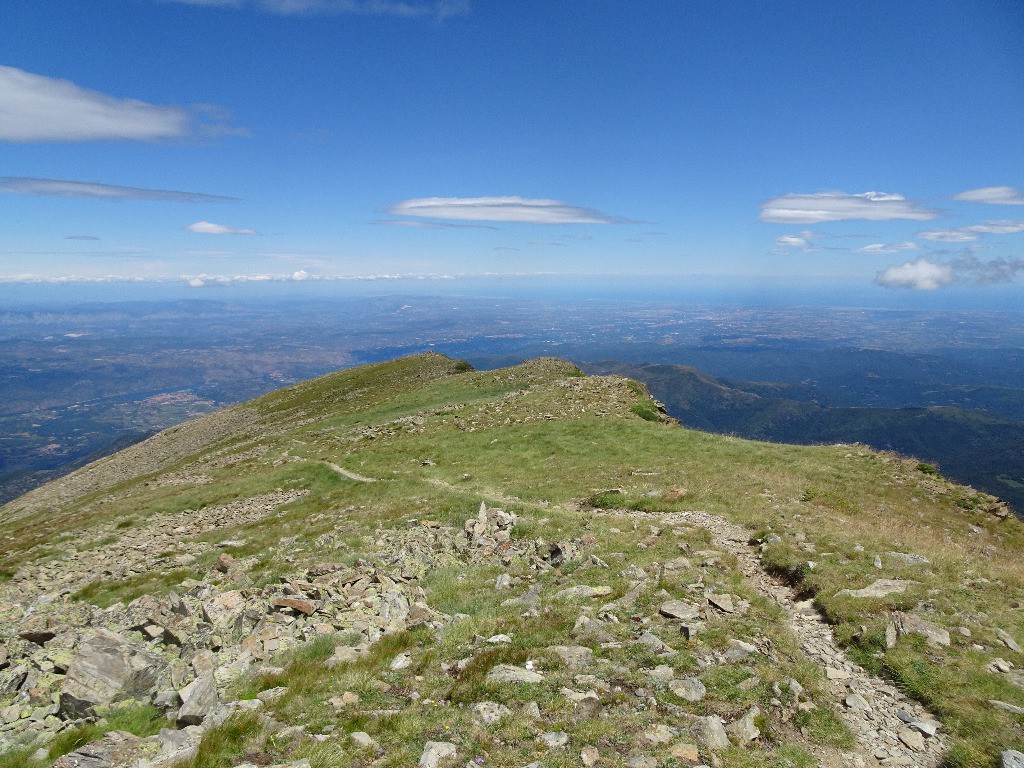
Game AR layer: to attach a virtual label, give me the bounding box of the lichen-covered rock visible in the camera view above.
[59,629,167,717]
[690,715,730,751]
[176,672,218,726]
[52,730,144,768]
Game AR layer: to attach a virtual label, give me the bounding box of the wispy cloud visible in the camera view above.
[0,177,236,203]
[760,191,936,224]
[165,0,470,17]
[0,66,240,142]
[387,196,624,224]
[186,221,255,234]
[65,235,101,241]
[856,241,918,254]
[919,218,1024,243]
[874,258,955,290]
[953,186,1024,206]
[774,230,818,250]
[371,218,497,230]
[950,252,1024,286]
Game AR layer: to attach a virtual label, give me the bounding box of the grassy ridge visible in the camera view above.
[2,353,1022,766]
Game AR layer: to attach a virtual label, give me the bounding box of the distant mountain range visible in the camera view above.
[585,361,1024,517]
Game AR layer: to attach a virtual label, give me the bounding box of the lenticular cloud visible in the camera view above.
[387,196,621,224]
[760,191,936,224]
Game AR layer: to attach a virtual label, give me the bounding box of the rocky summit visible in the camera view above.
[1,353,1022,768]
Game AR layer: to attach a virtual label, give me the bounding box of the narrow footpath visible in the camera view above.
[627,509,947,768]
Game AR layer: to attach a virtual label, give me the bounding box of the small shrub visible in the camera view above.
[631,402,660,422]
[917,462,940,476]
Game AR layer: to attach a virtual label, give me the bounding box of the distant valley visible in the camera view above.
[3,288,1023,515]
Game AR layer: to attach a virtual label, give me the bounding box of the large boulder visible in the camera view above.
[52,730,145,768]
[176,672,218,726]
[60,629,168,717]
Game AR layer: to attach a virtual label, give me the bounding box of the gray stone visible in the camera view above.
[177,672,218,726]
[899,729,925,751]
[553,585,612,600]
[325,646,360,668]
[1002,750,1024,768]
[725,639,757,662]
[648,664,675,682]
[203,698,263,729]
[351,731,378,749]
[154,725,204,766]
[626,757,657,768]
[471,701,512,724]
[669,677,706,702]
[635,631,674,654]
[538,731,569,748]
[707,594,735,613]
[691,715,730,751]
[845,693,871,711]
[726,706,761,745]
[419,740,458,768]
[60,629,168,717]
[643,723,675,744]
[256,686,288,703]
[894,612,950,648]
[389,652,413,671]
[991,700,1024,715]
[548,645,593,669]
[886,552,930,566]
[659,600,701,621]
[996,628,1022,654]
[52,730,144,768]
[485,664,544,684]
[836,579,912,599]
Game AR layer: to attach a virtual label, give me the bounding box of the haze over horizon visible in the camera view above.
[2,1,1022,305]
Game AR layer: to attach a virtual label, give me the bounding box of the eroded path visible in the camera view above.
[626,508,947,768]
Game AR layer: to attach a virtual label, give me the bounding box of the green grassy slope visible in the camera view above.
[585,361,1024,516]
[1,353,1022,767]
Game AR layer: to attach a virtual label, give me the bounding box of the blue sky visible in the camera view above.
[1,0,1023,297]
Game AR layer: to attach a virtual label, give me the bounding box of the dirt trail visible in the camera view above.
[620,508,947,767]
[324,462,378,483]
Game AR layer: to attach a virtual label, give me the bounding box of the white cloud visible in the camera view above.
[186,221,255,234]
[291,269,310,280]
[167,0,469,16]
[917,228,979,243]
[919,218,1024,242]
[0,176,235,202]
[0,66,240,142]
[954,186,1024,206]
[371,218,497,230]
[874,258,955,290]
[760,191,936,224]
[774,230,819,250]
[387,196,623,224]
[856,241,918,254]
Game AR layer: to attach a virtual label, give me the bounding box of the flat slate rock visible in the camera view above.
[485,664,544,684]
[836,579,912,599]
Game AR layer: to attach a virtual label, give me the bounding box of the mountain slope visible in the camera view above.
[1,354,1022,768]
[584,361,1024,517]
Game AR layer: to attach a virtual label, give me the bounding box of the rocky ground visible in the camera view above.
[6,492,1016,768]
